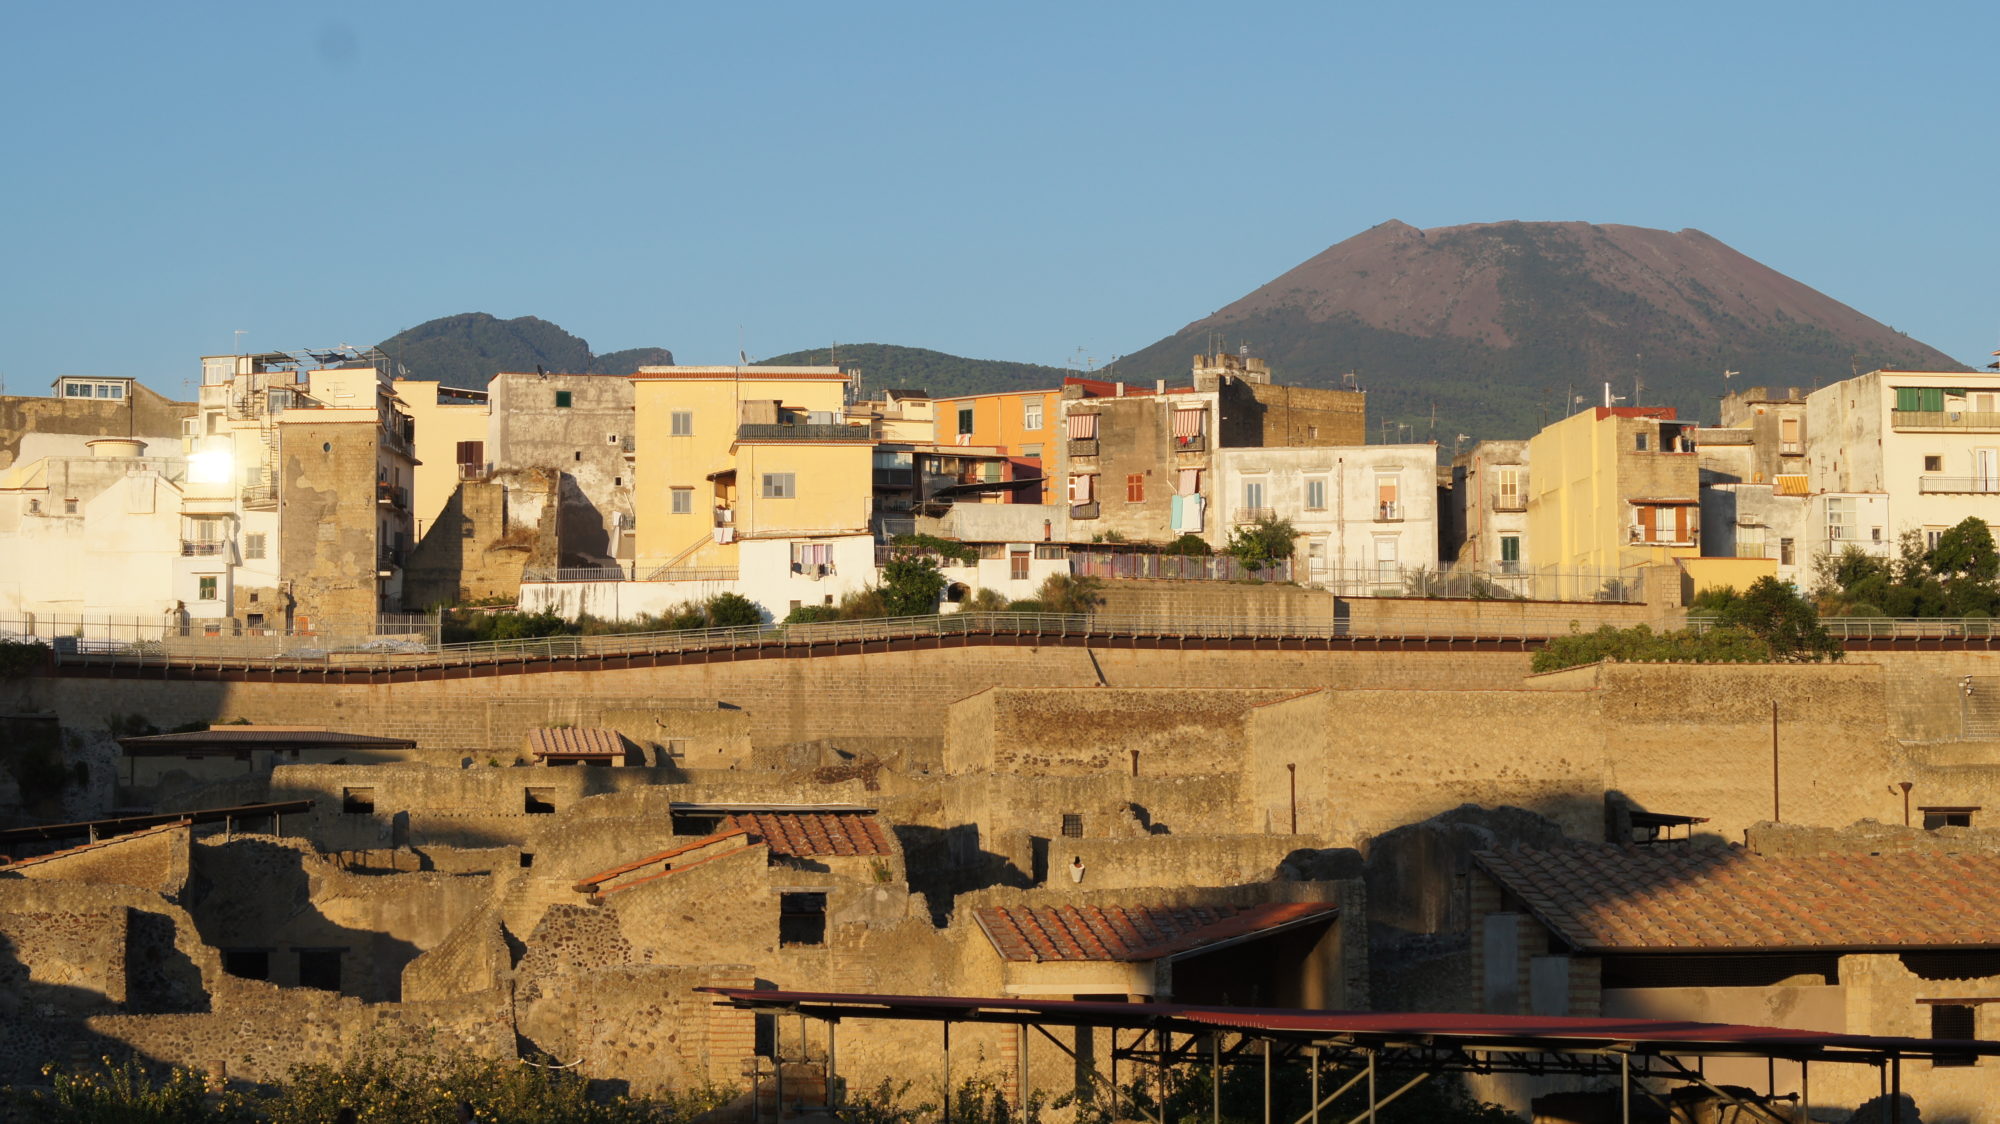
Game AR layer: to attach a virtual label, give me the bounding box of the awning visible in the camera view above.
[1171,408,1205,438]
[1066,413,1099,439]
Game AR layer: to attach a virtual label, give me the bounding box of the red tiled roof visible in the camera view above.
[526,727,625,758]
[974,902,1337,963]
[1474,845,2000,952]
[724,811,892,857]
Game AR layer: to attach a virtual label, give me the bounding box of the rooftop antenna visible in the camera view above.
[1453,432,1471,458]
[1342,371,1359,391]
[1633,375,1644,408]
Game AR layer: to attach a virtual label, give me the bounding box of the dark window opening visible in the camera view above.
[222,949,270,980]
[1902,950,2000,980]
[754,1013,776,1058]
[1600,952,1841,989]
[341,787,375,815]
[779,892,828,946]
[524,788,557,814]
[1932,1004,1977,1066]
[1922,807,1978,830]
[519,852,535,869]
[672,811,726,835]
[555,391,572,408]
[296,948,343,992]
[1061,813,1084,838]
[957,408,974,436]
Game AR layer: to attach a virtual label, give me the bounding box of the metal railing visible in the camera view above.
[1892,410,2000,430]
[1311,565,1646,603]
[736,423,870,442]
[634,565,740,583]
[1686,615,2000,639]
[1490,496,1526,512]
[521,564,638,583]
[1068,439,1100,458]
[1919,476,2000,494]
[40,610,1691,673]
[180,540,228,557]
[1071,552,1291,583]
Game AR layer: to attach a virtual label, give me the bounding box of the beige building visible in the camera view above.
[1524,405,1699,590]
[394,379,491,539]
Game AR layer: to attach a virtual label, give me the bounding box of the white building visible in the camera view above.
[1808,370,2000,554]
[0,445,187,634]
[1211,444,1440,591]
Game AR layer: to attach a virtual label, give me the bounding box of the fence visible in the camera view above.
[1070,552,1292,583]
[3,614,439,655]
[1308,565,1645,604]
[1684,615,2000,640]
[522,564,638,583]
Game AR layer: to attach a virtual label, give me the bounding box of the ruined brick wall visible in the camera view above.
[1233,381,1367,448]
[278,419,384,634]
[402,479,530,609]
[946,688,1291,777]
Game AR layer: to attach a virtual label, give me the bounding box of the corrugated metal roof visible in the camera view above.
[724,811,892,857]
[694,988,2000,1062]
[117,728,415,752]
[1475,844,2000,952]
[974,902,1336,963]
[525,727,626,758]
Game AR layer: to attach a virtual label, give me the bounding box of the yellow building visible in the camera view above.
[629,366,871,573]
[394,380,491,537]
[1524,406,1701,581]
[931,386,1077,503]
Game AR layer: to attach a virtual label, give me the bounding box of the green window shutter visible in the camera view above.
[1896,387,1922,411]
[1923,387,1946,412]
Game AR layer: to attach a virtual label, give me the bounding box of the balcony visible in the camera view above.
[1893,410,2000,431]
[376,482,409,509]
[180,540,228,557]
[1779,441,1803,456]
[1069,502,1100,520]
[735,423,870,442]
[1068,438,1100,458]
[1920,476,2000,494]
[458,462,494,481]
[241,484,277,511]
[376,546,404,574]
[1490,495,1526,513]
[1172,434,1207,454]
[1236,507,1276,524]
[1374,501,1403,523]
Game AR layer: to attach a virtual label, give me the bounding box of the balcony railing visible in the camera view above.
[458,462,494,481]
[1893,410,2000,430]
[1068,439,1100,458]
[1235,507,1276,524]
[1490,496,1526,512]
[1070,501,1100,520]
[377,547,404,572]
[241,484,277,510]
[736,423,870,442]
[1375,501,1403,522]
[376,482,408,509]
[1172,434,1207,454]
[180,540,227,557]
[1920,476,2000,494]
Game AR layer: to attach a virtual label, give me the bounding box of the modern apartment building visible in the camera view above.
[1524,406,1700,582]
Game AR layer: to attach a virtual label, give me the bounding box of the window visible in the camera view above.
[671,410,693,436]
[1376,475,1401,521]
[198,576,218,601]
[1068,474,1095,504]
[1931,1004,1978,1066]
[1497,467,1522,507]
[1922,807,1977,830]
[221,949,270,981]
[26,499,39,515]
[670,488,693,514]
[64,498,78,515]
[1243,480,1264,510]
[456,440,485,473]
[791,542,834,573]
[296,949,343,992]
[1010,550,1030,581]
[1304,478,1327,511]
[519,852,535,868]
[1926,455,1944,472]
[1897,387,1946,413]
[1780,538,1795,566]
[1061,813,1084,838]
[957,407,975,436]
[1500,536,1521,569]
[462,520,476,539]
[1023,399,1043,430]
[244,533,266,560]
[1928,527,1946,551]
[1034,544,1066,560]
[524,788,557,814]
[607,434,620,445]
[761,473,796,499]
[555,390,572,408]
[341,787,376,814]
[1374,537,1398,582]
[1635,433,1649,451]
[779,892,828,946]
[1827,496,1853,541]
[1126,474,1145,503]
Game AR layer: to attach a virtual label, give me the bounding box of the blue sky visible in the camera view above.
[3,1,1995,398]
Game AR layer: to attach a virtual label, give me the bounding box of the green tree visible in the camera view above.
[1035,572,1104,615]
[703,592,763,627]
[880,556,947,616]
[1695,577,1841,662]
[1930,517,2000,583]
[1161,533,1213,556]
[1226,516,1299,572]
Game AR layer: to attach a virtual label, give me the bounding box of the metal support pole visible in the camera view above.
[1018,1023,1030,1124]
[1891,1055,1901,1124]
[1621,1052,1630,1124]
[1365,1052,1376,1124]
[1156,1028,1168,1124]
[1262,1040,1272,1124]
[943,1021,952,1124]
[1772,699,1781,823]
[1800,1060,1809,1124]
[1210,1034,1220,1124]
[1310,1047,1320,1124]
[1111,1031,1121,1123]
[828,1020,839,1109]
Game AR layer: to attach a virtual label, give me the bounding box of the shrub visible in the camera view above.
[1035,573,1104,615]
[880,556,947,616]
[0,638,49,679]
[963,588,1010,612]
[784,604,842,624]
[1226,517,1298,572]
[1162,533,1212,556]
[704,592,762,628]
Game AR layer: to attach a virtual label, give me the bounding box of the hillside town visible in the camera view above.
[6,339,2000,1122]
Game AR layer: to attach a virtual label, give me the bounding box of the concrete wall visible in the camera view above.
[490,372,635,563]
[278,417,389,634]
[945,687,1293,777]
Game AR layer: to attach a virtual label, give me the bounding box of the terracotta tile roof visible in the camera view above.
[1474,845,2000,952]
[526,727,625,759]
[724,811,892,857]
[974,902,1338,963]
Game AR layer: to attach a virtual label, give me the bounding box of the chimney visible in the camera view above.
[1155,380,1166,395]
[1116,382,1125,397]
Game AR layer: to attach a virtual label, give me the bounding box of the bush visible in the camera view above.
[784,604,842,624]
[704,592,762,628]
[963,588,1010,612]
[1533,623,1775,673]
[880,556,947,616]
[889,533,977,566]
[0,638,48,679]
[1035,573,1104,615]
[1226,517,1298,572]
[1162,533,1212,556]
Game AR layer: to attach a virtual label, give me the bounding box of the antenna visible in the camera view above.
[234,329,248,356]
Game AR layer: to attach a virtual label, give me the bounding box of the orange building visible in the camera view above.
[932,378,1155,503]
